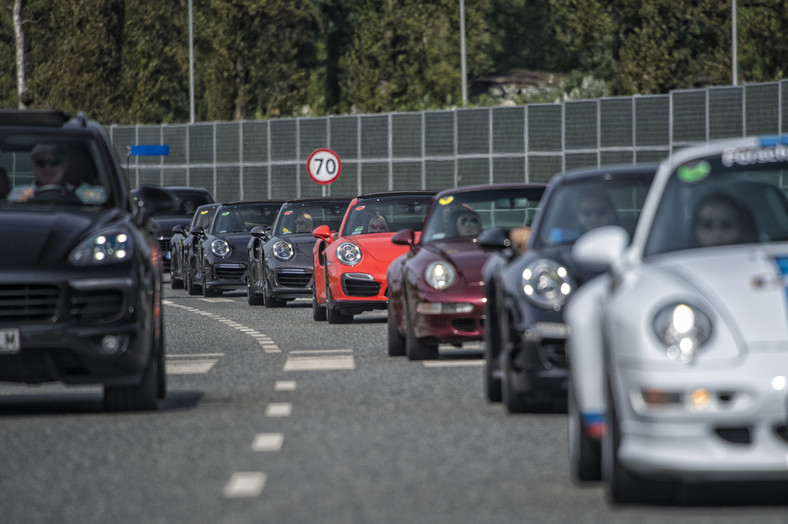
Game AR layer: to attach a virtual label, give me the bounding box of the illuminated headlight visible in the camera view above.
[210,239,231,257]
[653,303,712,363]
[70,230,133,266]
[424,261,456,290]
[520,259,574,310]
[416,302,473,314]
[272,240,294,261]
[336,242,362,266]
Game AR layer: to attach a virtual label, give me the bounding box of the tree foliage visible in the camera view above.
[0,0,785,123]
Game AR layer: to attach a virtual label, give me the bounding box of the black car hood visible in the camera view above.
[1,207,125,270]
[152,216,191,238]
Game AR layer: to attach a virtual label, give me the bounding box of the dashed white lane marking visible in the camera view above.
[163,300,282,353]
[223,472,267,498]
[284,355,355,371]
[422,360,484,368]
[199,298,234,303]
[275,380,296,391]
[167,353,224,358]
[252,433,284,452]
[266,402,292,417]
[166,359,218,374]
[290,349,353,354]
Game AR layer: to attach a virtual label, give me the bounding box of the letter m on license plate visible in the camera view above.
[0,328,20,353]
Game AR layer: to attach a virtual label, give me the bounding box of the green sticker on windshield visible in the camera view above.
[678,160,711,183]
[221,211,230,216]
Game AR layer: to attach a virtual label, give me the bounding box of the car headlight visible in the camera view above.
[336,242,362,266]
[520,259,574,310]
[70,230,133,266]
[210,238,231,257]
[272,240,295,261]
[653,303,712,363]
[424,261,456,290]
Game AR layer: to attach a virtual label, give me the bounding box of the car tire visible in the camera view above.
[501,355,530,413]
[312,288,326,321]
[103,350,158,412]
[568,382,600,483]
[326,286,353,324]
[405,310,438,360]
[185,267,200,296]
[483,314,502,402]
[387,298,406,356]
[262,274,285,307]
[247,282,263,305]
[602,378,676,504]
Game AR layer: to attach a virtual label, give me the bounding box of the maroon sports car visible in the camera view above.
[386,183,545,360]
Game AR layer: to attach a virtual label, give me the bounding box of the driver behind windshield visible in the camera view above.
[18,143,80,204]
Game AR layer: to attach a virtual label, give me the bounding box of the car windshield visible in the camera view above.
[0,135,113,207]
[534,177,653,248]
[340,194,433,236]
[191,205,219,230]
[212,203,282,234]
[644,153,788,256]
[132,189,213,217]
[421,187,543,242]
[275,200,349,235]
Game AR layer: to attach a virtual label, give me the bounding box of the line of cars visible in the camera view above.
[161,133,788,506]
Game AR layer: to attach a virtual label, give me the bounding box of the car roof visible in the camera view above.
[549,163,660,186]
[356,190,437,200]
[218,200,286,206]
[433,182,546,198]
[282,196,353,204]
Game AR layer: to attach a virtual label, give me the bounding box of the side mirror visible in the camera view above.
[133,185,178,227]
[172,224,186,236]
[250,225,266,239]
[263,226,273,241]
[313,224,333,242]
[571,225,629,270]
[477,227,513,251]
[391,228,415,247]
[189,225,205,237]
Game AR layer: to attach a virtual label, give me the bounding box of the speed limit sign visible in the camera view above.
[307,148,342,185]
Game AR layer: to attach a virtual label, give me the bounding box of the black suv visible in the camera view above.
[0,109,176,411]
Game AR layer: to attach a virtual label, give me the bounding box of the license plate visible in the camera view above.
[0,328,21,354]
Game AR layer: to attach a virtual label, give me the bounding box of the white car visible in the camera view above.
[566,134,788,504]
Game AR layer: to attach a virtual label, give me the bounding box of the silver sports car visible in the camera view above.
[566,134,788,503]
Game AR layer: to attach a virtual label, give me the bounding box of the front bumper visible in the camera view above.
[410,299,485,345]
[509,320,570,398]
[613,353,788,482]
[205,262,248,291]
[0,276,153,386]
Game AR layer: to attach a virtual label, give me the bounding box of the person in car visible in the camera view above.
[367,213,388,233]
[692,192,758,247]
[295,212,314,233]
[455,209,482,237]
[18,143,81,204]
[576,190,617,232]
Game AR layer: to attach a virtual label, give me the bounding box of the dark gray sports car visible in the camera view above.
[247,197,351,306]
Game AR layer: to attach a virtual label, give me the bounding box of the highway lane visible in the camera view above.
[0,282,786,523]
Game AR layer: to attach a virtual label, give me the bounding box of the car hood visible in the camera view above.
[342,233,408,263]
[151,216,191,237]
[1,207,125,269]
[647,245,788,349]
[424,239,489,284]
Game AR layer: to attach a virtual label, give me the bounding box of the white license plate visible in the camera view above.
[0,328,21,354]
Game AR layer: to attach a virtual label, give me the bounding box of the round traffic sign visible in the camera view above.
[307,148,342,185]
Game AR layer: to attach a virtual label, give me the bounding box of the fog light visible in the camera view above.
[101,335,121,354]
[690,388,711,410]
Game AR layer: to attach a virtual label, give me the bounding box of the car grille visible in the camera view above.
[341,275,380,297]
[276,269,311,288]
[0,284,59,322]
[215,264,246,280]
[0,285,124,323]
[70,290,125,322]
[451,318,479,333]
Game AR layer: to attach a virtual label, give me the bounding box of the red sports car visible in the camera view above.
[387,184,545,360]
[312,191,436,324]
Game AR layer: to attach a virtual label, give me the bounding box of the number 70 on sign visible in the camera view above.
[307,148,342,185]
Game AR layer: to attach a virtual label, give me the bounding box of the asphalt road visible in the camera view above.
[1,280,787,523]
